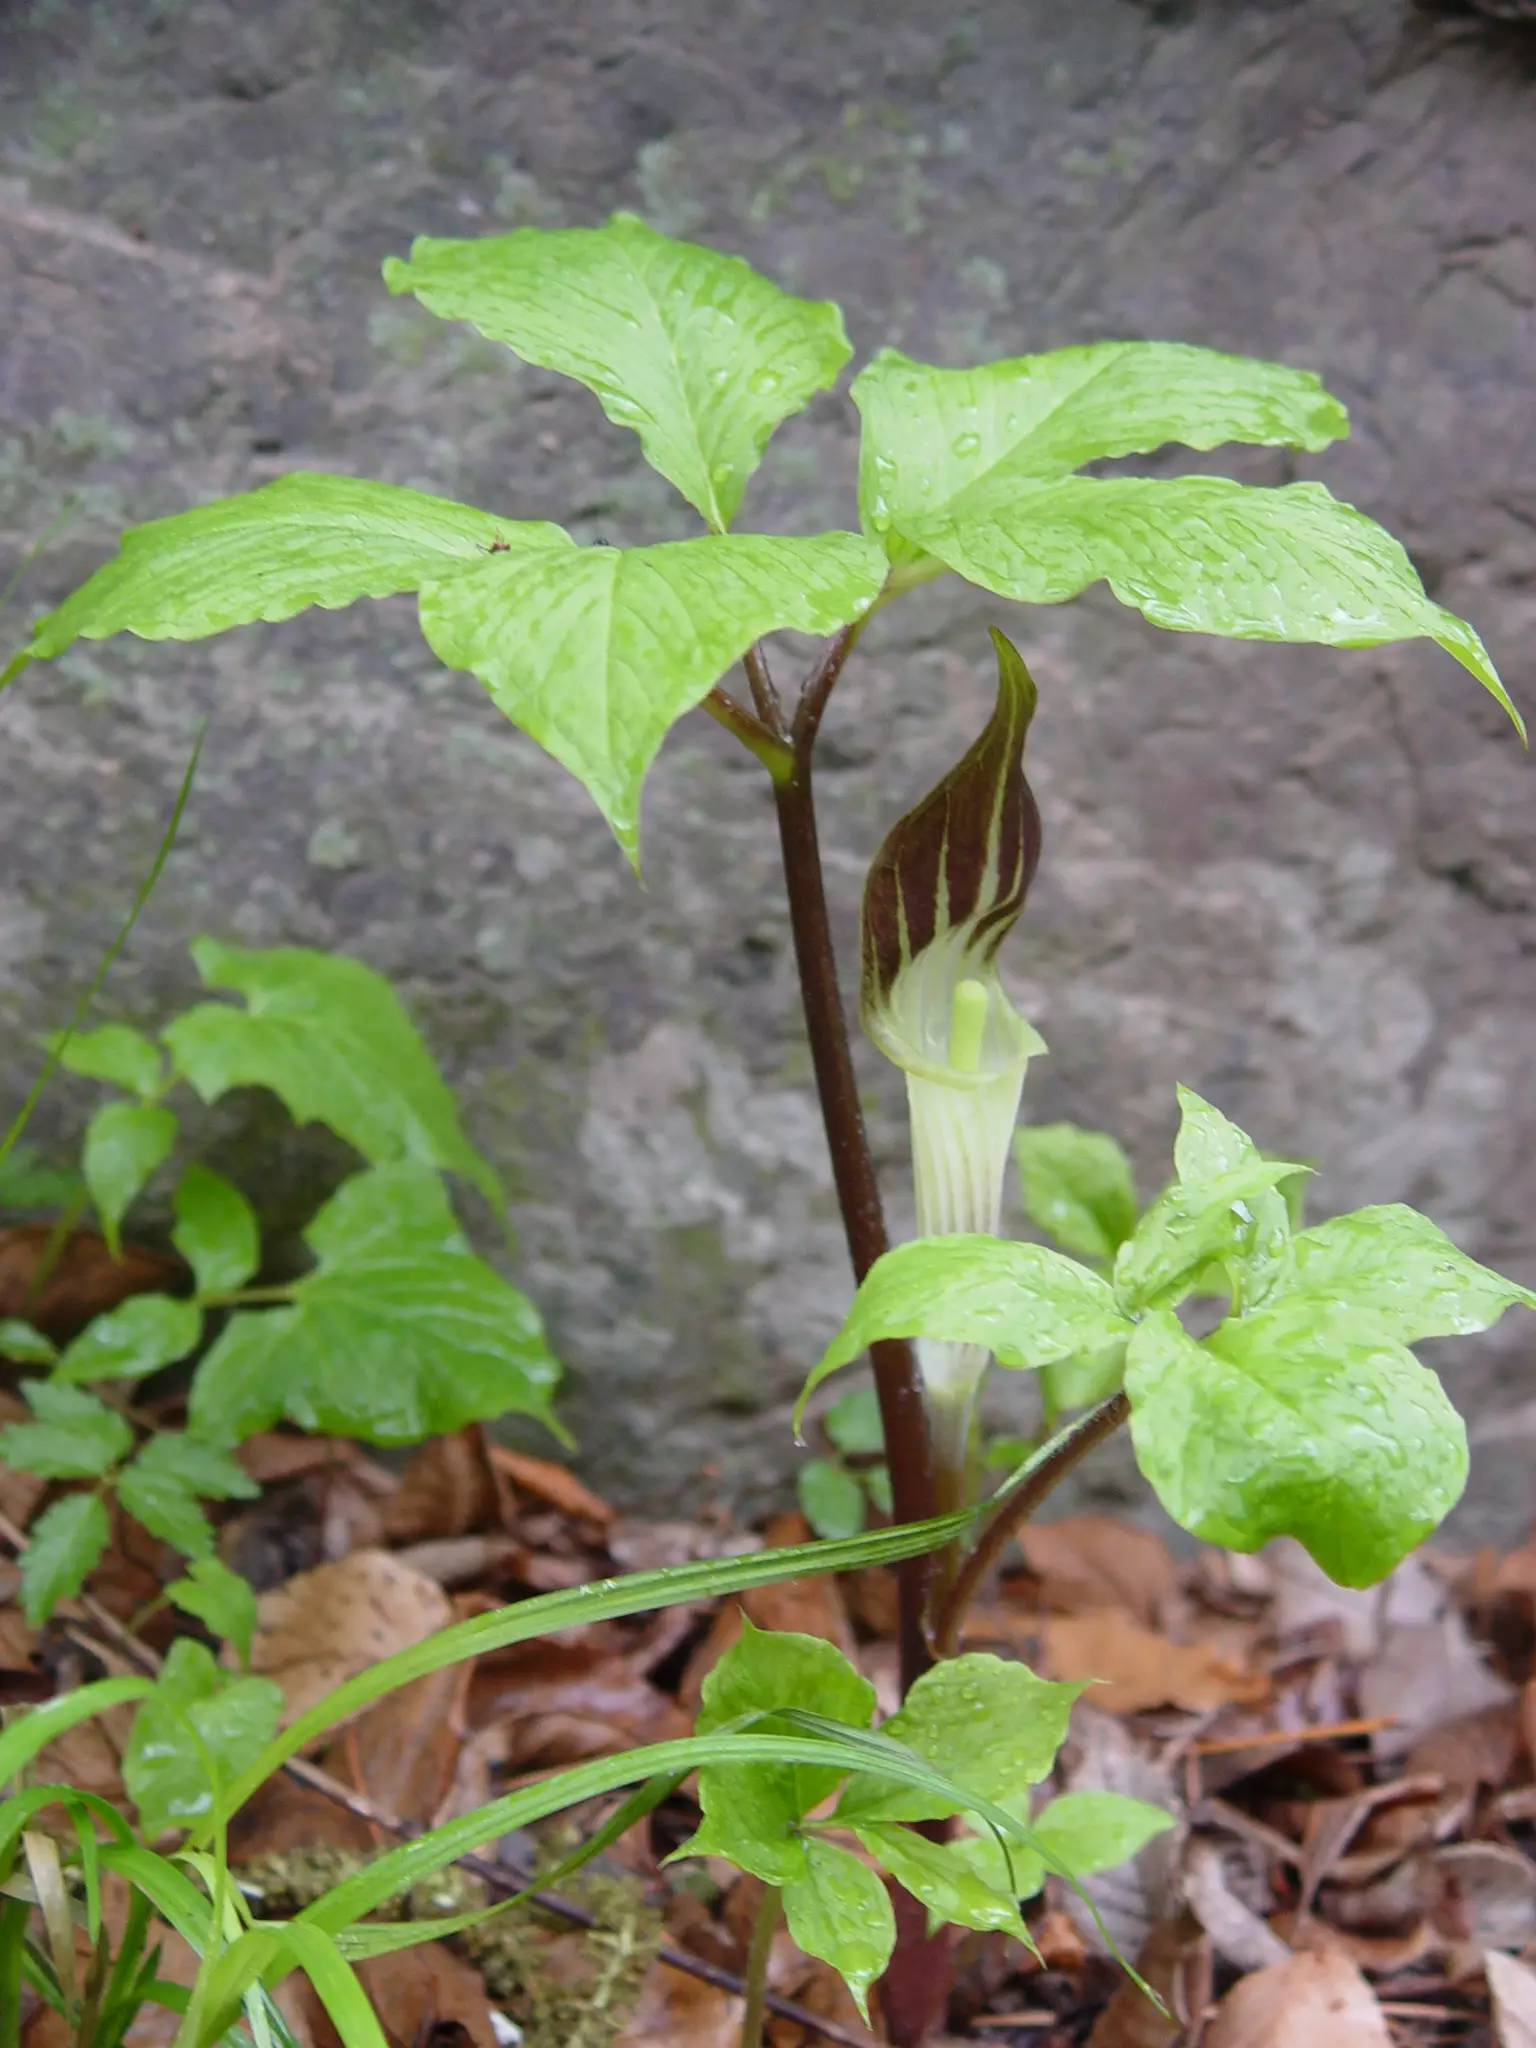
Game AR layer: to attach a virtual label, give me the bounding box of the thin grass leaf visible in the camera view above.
[0,1681,157,1790]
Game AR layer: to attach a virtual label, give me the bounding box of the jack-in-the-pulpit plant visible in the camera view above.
[5,209,1533,2043]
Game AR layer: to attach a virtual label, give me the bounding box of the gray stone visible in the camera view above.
[1,0,1532,1535]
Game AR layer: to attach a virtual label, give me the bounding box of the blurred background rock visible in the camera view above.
[1,0,1531,1524]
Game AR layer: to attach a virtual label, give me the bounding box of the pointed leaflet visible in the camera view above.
[82,1101,178,1255]
[52,1294,203,1385]
[384,212,853,529]
[797,1235,1133,1428]
[43,1023,163,1099]
[0,1381,132,1479]
[125,1640,282,1839]
[780,1842,894,2021]
[20,1494,111,1625]
[1125,1307,1467,1587]
[417,530,885,860]
[172,1165,260,1298]
[854,340,1348,566]
[2,474,566,686]
[164,940,503,1207]
[190,1165,560,1446]
[900,474,1520,733]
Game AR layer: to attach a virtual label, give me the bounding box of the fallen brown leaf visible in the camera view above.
[384,1430,501,1544]
[1203,1946,1392,2047]
[1042,1610,1269,1715]
[1087,1909,1209,2048]
[250,1549,453,1736]
[489,1445,614,1528]
[0,1227,178,1338]
[1424,1841,1536,1954]
[1013,1515,1179,1628]
[1487,1947,1536,2048]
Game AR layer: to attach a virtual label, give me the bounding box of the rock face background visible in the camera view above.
[1,0,1532,1529]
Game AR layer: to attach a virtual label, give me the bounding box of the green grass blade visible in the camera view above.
[0,1681,157,1790]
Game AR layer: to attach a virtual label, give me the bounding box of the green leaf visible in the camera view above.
[1030,1789,1174,1874]
[384,212,852,530]
[416,530,886,862]
[3,474,563,685]
[130,1432,259,1501]
[0,1319,57,1366]
[53,1294,203,1385]
[20,1493,111,1624]
[893,473,1520,735]
[823,1385,885,1459]
[302,1161,468,1261]
[171,1165,260,1298]
[850,1822,1027,1937]
[1040,1341,1128,1417]
[42,1023,163,1099]
[1112,1159,1306,1314]
[164,940,503,1207]
[1257,1203,1536,1346]
[796,1459,866,1540]
[0,1146,83,1214]
[780,1840,894,2020]
[166,1559,259,1667]
[1168,1084,1293,1306]
[798,1235,1133,1427]
[1125,1308,1468,1587]
[124,1640,282,1839]
[681,1620,875,1884]
[82,1101,178,1254]
[0,1381,132,1479]
[117,1466,213,1559]
[837,1653,1084,1825]
[1015,1124,1138,1263]
[853,340,1348,568]
[190,1164,560,1446]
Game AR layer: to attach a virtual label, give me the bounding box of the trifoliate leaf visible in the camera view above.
[854,340,1347,568]
[53,1294,203,1386]
[20,1493,111,1624]
[164,939,503,1207]
[3,474,563,686]
[384,212,852,529]
[1015,1124,1139,1263]
[172,1165,261,1299]
[0,1381,132,1479]
[798,1235,1132,1428]
[416,530,885,862]
[189,1165,560,1446]
[42,1023,163,1099]
[1126,1307,1467,1586]
[166,1558,259,1666]
[837,1653,1085,1825]
[82,1101,178,1254]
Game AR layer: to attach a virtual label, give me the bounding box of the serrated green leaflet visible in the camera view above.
[797,1234,1132,1428]
[901,474,1520,732]
[82,1100,177,1254]
[836,1653,1084,1825]
[166,1559,258,1665]
[42,1022,163,1099]
[190,1165,559,1446]
[1257,1204,1536,1345]
[117,1466,214,1558]
[20,1494,111,1625]
[384,212,852,529]
[854,340,1348,568]
[0,1380,132,1478]
[53,1293,203,1385]
[164,939,503,1206]
[1015,1123,1138,1263]
[417,529,885,861]
[172,1164,261,1298]
[1,474,563,686]
[1126,1307,1468,1586]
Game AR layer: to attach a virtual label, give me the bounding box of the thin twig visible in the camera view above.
[0,1518,869,2048]
[932,1392,1130,1658]
[701,684,794,781]
[741,641,786,738]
